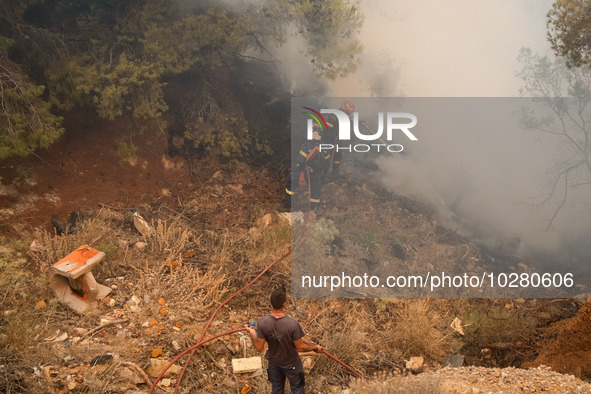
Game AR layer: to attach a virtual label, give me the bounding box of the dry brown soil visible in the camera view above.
[0,111,283,237]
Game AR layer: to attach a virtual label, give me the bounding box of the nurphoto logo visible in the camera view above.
[303,107,418,153]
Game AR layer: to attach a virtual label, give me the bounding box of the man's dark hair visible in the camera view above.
[270,288,286,310]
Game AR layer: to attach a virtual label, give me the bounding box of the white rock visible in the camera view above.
[29,240,43,252]
[133,212,153,236]
[406,356,424,372]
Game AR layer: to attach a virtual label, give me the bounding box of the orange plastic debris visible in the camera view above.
[157,298,165,305]
[181,250,196,258]
[162,260,182,270]
[159,306,168,316]
[52,245,105,279]
[149,319,158,326]
[151,348,163,358]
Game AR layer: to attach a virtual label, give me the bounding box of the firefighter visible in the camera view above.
[284,122,330,211]
[324,100,355,181]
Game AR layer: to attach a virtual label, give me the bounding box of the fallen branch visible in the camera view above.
[77,319,129,343]
[483,342,530,350]
[203,349,226,371]
[121,361,153,387]
[461,245,471,261]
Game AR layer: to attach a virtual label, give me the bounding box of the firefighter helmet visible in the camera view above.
[340,101,355,115]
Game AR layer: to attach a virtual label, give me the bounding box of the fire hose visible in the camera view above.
[148,243,363,393]
[148,328,363,393]
[173,249,292,393]
[149,167,361,392]
[149,247,364,392]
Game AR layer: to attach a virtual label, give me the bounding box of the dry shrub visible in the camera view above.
[388,300,462,362]
[93,207,126,223]
[1,313,39,357]
[247,213,291,265]
[1,251,50,304]
[198,229,252,286]
[313,329,370,382]
[460,299,537,347]
[29,229,93,272]
[76,362,130,394]
[28,211,127,271]
[0,310,56,393]
[291,217,339,275]
[203,229,238,265]
[125,264,228,323]
[311,302,374,382]
[0,243,67,392]
[146,219,192,262]
[0,362,32,394]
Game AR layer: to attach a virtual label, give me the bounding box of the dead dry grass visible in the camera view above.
[387,299,463,361]
[0,160,572,393]
[145,218,193,262]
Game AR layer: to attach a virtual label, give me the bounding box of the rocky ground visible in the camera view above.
[348,365,591,393]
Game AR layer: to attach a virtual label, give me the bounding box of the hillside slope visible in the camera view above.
[0,114,590,392]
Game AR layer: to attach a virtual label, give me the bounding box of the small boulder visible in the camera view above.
[119,367,145,385]
[257,213,273,229]
[145,358,182,378]
[405,356,424,372]
[133,212,153,236]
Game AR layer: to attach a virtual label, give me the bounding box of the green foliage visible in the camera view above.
[358,228,379,253]
[0,36,15,55]
[46,4,255,121]
[131,8,250,72]
[547,0,591,68]
[48,50,168,120]
[192,130,243,158]
[42,0,362,120]
[0,0,364,158]
[182,76,272,158]
[0,0,35,27]
[265,0,364,79]
[116,141,138,164]
[0,57,64,159]
[189,122,258,158]
[292,0,364,79]
[96,243,119,261]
